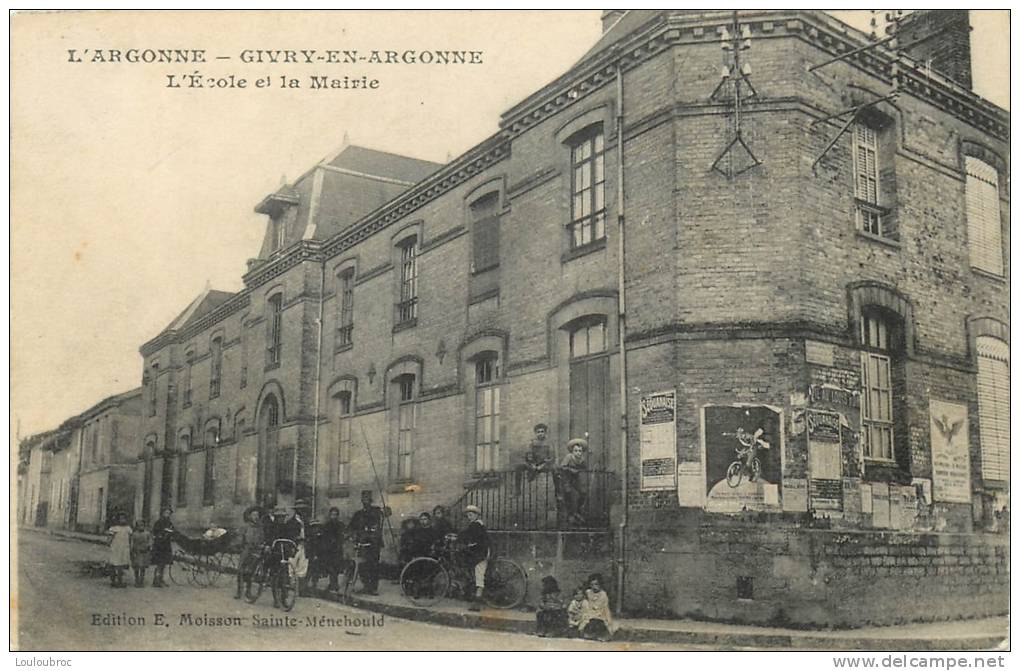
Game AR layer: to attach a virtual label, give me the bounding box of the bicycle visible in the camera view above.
[399,533,527,609]
[244,539,299,611]
[723,427,770,488]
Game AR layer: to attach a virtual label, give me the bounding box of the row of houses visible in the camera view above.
[18,10,1008,627]
[17,389,142,533]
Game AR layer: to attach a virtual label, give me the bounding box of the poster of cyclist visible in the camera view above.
[701,405,783,513]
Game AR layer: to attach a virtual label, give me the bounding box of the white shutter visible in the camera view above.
[976,336,1009,483]
[965,157,1004,276]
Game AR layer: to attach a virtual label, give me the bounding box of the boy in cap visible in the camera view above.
[515,422,554,494]
[459,504,490,611]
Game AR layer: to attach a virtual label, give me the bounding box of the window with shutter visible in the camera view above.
[853,122,884,236]
[965,157,1004,276]
[470,193,500,273]
[976,336,1009,483]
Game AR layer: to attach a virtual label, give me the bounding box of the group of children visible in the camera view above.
[105,512,155,588]
[536,572,617,642]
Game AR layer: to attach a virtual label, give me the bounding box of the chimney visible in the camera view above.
[897,10,972,89]
[601,10,626,33]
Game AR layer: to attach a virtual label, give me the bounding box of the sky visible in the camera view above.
[10,10,1010,439]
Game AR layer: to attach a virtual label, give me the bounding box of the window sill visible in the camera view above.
[471,263,499,276]
[327,484,351,498]
[971,267,1007,284]
[334,342,354,355]
[386,481,419,494]
[393,318,418,334]
[468,288,499,306]
[856,230,900,249]
[561,237,607,264]
[464,474,501,490]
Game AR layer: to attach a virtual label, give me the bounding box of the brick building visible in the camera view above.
[126,10,1006,626]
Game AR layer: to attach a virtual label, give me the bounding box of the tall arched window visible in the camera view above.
[266,294,283,368]
[474,354,501,472]
[394,374,416,479]
[209,336,223,398]
[332,391,354,488]
[567,315,610,470]
[176,433,191,507]
[567,126,606,249]
[976,336,1009,483]
[203,424,219,506]
[257,395,280,506]
[337,269,355,347]
[396,237,419,326]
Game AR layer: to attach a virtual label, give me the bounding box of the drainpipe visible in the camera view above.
[614,60,629,615]
[310,257,326,520]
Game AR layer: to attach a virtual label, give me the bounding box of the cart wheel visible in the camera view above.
[483,558,527,609]
[203,555,225,587]
[400,557,450,606]
[167,561,186,586]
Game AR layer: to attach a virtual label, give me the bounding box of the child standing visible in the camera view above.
[107,512,132,588]
[535,576,568,637]
[129,520,152,587]
[566,586,586,638]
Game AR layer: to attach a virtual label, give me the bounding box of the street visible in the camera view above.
[14,530,695,651]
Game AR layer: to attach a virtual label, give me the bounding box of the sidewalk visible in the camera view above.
[24,526,1009,650]
[315,579,1008,651]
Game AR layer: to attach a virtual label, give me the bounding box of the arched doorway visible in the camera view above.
[257,395,280,507]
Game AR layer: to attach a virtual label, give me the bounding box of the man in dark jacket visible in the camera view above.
[318,507,346,592]
[459,504,490,611]
[151,507,175,588]
[349,490,384,595]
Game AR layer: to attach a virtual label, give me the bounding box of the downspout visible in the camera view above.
[311,257,326,520]
[614,59,629,615]
[309,167,326,521]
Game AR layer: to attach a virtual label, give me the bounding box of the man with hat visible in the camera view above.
[151,506,175,588]
[235,505,265,599]
[348,490,384,595]
[515,422,555,494]
[556,438,589,526]
[459,504,490,611]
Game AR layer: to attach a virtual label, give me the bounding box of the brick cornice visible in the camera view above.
[500,10,1007,143]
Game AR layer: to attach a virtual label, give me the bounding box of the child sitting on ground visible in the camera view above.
[579,572,617,642]
[535,576,567,637]
[566,586,586,637]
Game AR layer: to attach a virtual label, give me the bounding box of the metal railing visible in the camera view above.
[449,469,614,532]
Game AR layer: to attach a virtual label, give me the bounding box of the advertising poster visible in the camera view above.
[701,405,783,513]
[929,400,972,503]
[807,409,843,511]
[639,390,677,491]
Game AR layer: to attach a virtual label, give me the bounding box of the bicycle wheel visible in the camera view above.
[342,560,359,602]
[245,563,266,604]
[399,557,450,607]
[483,558,527,609]
[277,563,298,612]
[725,461,743,488]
